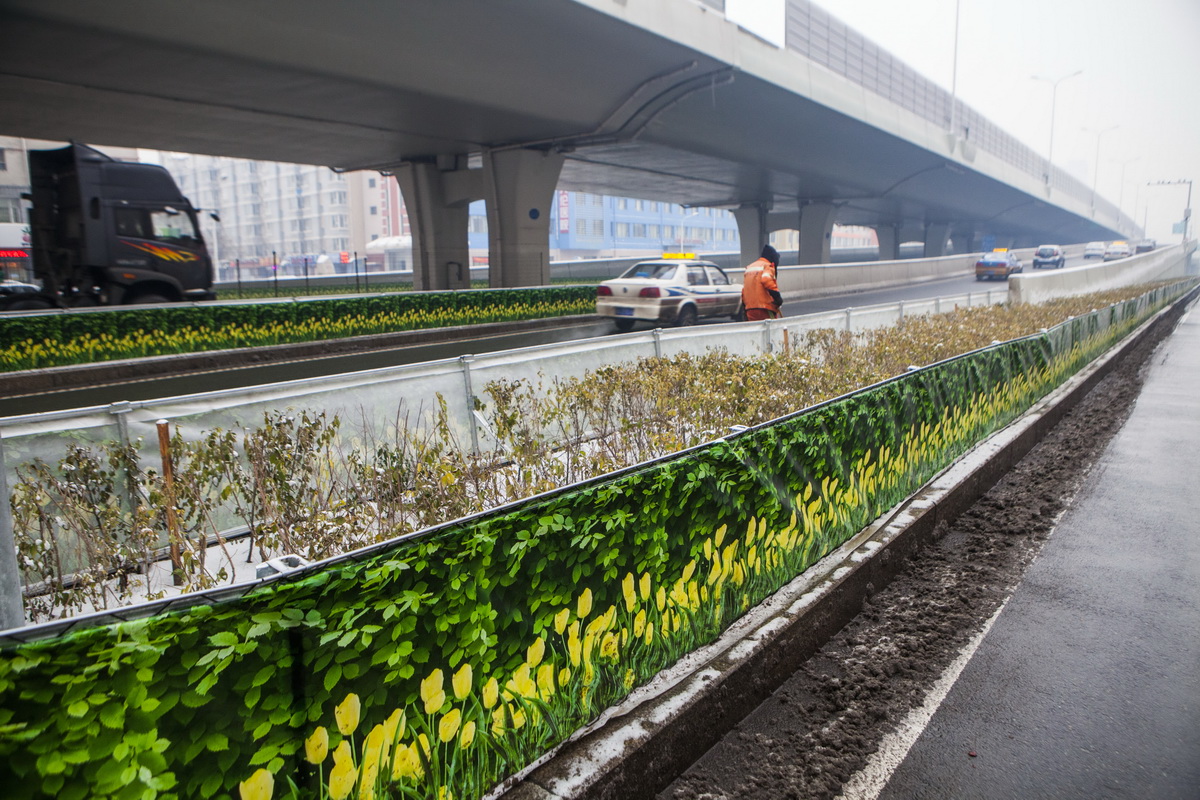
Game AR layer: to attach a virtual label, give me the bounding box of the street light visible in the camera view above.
[1116,156,1140,222]
[1148,179,1193,243]
[1031,70,1082,181]
[1085,125,1119,209]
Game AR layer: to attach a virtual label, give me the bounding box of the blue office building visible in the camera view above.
[464,191,740,260]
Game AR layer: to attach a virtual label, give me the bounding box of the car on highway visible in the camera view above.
[974,249,1023,281]
[1032,244,1066,269]
[1103,241,1133,261]
[0,279,40,296]
[596,255,743,331]
[1084,241,1107,259]
[1135,239,1157,253]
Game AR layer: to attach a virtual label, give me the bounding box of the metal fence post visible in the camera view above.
[460,355,480,454]
[898,300,905,322]
[652,328,663,359]
[845,308,853,331]
[0,434,25,630]
[763,320,773,354]
[109,401,137,537]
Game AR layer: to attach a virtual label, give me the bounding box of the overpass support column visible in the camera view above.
[875,224,901,261]
[798,202,836,265]
[733,204,770,267]
[482,148,564,287]
[394,162,472,291]
[924,223,951,257]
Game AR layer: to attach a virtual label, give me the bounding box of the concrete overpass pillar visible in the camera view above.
[798,203,836,265]
[733,204,769,267]
[923,223,951,257]
[394,162,472,291]
[875,224,901,261]
[482,148,564,287]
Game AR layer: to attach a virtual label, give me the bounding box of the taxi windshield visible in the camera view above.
[621,262,679,280]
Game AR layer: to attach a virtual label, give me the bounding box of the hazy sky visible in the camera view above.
[801,0,1200,240]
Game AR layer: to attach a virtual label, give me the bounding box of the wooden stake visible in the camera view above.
[156,420,184,586]
[783,328,790,354]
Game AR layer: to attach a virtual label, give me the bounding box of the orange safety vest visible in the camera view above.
[741,257,780,312]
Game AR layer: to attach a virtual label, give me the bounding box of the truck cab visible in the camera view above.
[22,143,216,307]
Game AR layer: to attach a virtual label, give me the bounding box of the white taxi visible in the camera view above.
[596,255,743,331]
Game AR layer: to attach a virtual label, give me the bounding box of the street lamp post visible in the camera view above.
[1031,70,1082,183]
[1117,156,1140,224]
[1086,125,1119,210]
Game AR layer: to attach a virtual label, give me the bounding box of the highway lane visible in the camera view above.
[0,256,1085,417]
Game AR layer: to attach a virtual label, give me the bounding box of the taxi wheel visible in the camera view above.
[676,305,698,327]
[614,318,635,332]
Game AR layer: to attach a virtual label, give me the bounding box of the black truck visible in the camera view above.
[1,142,216,310]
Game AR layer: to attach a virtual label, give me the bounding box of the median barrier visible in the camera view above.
[0,278,1192,800]
[1010,241,1196,304]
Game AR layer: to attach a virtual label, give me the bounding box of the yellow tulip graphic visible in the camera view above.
[460,719,477,749]
[304,727,329,765]
[577,588,593,619]
[391,743,422,781]
[421,669,447,714]
[482,677,500,709]
[238,768,274,800]
[382,709,406,746]
[452,663,473,701]
[553,608,571,635]
[537,663,556,699]
[328,741,357,800]
[633,609,646,638]
[527,637,546,668]
[439,708,462,743]
[506,663,536,698]
[601,632,619,661]
[639,573,651,602]
[622,573,637,612]
[335,693,361,736]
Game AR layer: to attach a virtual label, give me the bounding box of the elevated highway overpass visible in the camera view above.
[0,0,1137,289]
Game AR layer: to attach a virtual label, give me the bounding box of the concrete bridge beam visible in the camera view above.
[875,223,901,261]
[798,202,836,265]
[394,161,473,291]
[923,222,952,258]
[482,148,564,287]
[734,203,770,267]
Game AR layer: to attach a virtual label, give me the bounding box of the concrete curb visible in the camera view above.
[501,288,1197,800]
[0,315,605,397]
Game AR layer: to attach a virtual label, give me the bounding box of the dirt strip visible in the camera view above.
[656,299,1189,799]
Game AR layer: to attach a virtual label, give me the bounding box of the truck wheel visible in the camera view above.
[130,293,170,304]
[614,318,635,332]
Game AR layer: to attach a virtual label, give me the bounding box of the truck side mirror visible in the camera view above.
[209,211,221,223]
[163,206,180,216]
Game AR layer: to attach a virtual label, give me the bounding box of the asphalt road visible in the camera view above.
[875,303,1200,800]
[0,258,1084,417]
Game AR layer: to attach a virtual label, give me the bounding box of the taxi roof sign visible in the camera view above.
[661,253,696,259]
[992,247,1009,252]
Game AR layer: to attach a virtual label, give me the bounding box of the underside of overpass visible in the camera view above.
[0,0,1127,287]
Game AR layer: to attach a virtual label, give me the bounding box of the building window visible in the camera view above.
[330,214,348,227]
[632,223,647,238]
[617,198,628,210]
[0,198,23,223]
[329,190,347,204]
[614,222,629,237]
[0,149,7,171]
[370,206,378,215]
[368,178,377,188]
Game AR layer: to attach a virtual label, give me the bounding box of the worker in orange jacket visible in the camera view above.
[741,244,783,321]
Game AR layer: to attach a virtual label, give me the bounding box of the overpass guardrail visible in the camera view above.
[0,273,1195,800]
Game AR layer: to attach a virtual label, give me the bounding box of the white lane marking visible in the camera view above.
[836,599,1010,800]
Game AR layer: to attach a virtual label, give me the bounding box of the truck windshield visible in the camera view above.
[150,210,198,244]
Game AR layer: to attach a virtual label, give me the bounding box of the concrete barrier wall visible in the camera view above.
[1010,242,1196,305]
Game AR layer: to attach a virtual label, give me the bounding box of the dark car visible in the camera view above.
[975,250,1023,281]
[1135,239,1156,253]
[1032,244,1066,269]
